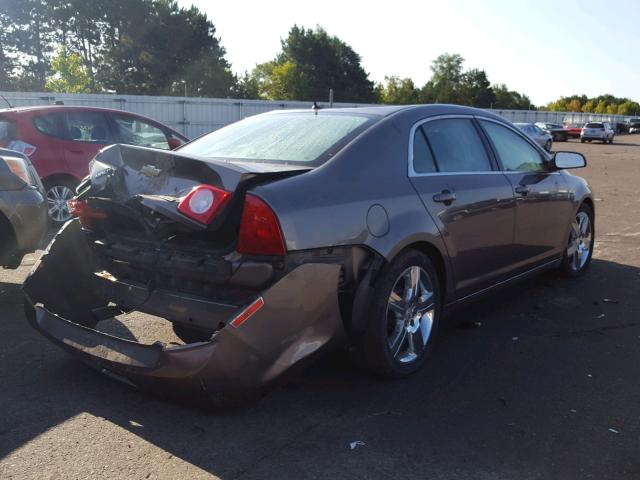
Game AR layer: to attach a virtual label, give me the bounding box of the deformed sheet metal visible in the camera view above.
[23,220,345,398]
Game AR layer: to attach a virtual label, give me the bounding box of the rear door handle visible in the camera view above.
[433,190,456,205]
[515,185,531,195]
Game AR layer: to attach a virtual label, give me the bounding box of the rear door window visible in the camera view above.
[111,115,170,150]
[66,111,112,143]
[421,118,492,172]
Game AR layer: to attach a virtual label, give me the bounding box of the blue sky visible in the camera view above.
[179,0,640,105]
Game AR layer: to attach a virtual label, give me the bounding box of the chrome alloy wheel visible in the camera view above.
[386,266,435,364]
[566,211,592,272]
[46,185,74,223]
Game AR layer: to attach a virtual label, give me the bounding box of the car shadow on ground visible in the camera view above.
[2,258,640,478]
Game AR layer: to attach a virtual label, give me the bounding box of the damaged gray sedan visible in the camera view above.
[23,105,595,403]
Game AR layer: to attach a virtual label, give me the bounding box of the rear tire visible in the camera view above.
[354,249,441,379]
[560,203,594,277]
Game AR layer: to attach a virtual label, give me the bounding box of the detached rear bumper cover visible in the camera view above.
[23,221,345,395]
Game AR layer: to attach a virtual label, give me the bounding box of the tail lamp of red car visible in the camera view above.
[177,185,231,225]
[7,140,37,157]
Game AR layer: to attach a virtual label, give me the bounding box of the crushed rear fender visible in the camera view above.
[23,221,345,397]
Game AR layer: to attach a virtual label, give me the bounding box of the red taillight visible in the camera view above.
[177,185,231,224]
[7,140,37,157]
[237,194,286,256]
[69,199,106,229]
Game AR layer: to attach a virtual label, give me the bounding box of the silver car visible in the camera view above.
[581,122,615,144]
[515,123,553,151]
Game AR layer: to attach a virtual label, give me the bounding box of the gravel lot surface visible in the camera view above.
[1,135,640,479]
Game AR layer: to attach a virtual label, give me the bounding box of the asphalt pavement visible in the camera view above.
[1,135,640,479]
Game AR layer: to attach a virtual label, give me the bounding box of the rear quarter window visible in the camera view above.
[33,113,66,138]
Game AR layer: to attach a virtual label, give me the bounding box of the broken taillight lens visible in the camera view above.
[69,199,106,229]
[177,185,231,224]
[237,194,286,256]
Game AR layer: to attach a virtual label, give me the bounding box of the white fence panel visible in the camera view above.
[0,91,631,139]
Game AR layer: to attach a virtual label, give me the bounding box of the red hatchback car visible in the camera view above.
[0,106,189,223]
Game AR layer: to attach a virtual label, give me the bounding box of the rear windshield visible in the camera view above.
[178,112,374,165]
[585,123,603,128]
[0,116,15,141]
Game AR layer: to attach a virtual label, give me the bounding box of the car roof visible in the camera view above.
[0,104,185,136]
[0,104,170,123]
[266,103,509,121]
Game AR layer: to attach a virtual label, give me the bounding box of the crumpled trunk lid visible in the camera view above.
[77,144,309,241]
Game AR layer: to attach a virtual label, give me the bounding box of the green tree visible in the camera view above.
[458,69,495,108]
[491,83,533,110]
[420,53,464,104]
[567,99,581,112]
[254,25,375,102]
[594,100,607,113]
[45,46,91,93]
[0,0,59,90]
[378,76,419,104]
[581,100,595,113]
[98,1,235,96]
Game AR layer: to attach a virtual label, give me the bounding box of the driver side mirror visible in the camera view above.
[554,151,586,169]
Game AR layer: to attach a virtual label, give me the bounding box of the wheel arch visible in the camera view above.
[349,238,453,340]
[42,173,81,190]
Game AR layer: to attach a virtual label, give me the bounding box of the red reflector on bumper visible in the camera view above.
[230,297,265,328]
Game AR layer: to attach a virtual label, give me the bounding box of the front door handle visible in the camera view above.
[515,185,531,195]
[433,190,456,205]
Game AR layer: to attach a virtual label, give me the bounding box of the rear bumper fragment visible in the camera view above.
[23,220,345,396]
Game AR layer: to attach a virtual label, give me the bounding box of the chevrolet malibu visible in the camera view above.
[23,105,594,404]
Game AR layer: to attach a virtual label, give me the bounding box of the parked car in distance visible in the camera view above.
[24,105,595,405]
[563,123,584,139]
[536,122,569,142]
[581,122,615,144]
[0,106,190,223]
[515,122,553,151]
[612,122,628,135]
[628,122,640,134]
[0,148,47,268]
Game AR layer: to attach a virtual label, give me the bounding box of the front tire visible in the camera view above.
[44,179,78,224]
[355,250,440,378]
[560,203,594,277]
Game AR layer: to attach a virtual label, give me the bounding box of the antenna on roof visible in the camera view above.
[0,94,13,109]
